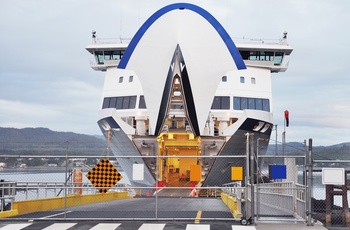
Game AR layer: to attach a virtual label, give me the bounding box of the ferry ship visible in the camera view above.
[86,3,293,189]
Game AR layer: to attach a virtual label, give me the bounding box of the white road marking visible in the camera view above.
[0,223,32,230]
[138,223,166,230]
[186,224,210,230]
[232,226,257,230]
[42,223,77,230]
[89,223,121,230]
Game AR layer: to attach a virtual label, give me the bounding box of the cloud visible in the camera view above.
[0,0,349,146]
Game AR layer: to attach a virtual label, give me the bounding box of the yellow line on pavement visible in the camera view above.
[195,210,202,223]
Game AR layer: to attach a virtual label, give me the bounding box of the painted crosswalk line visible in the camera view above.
[0,223,32,230]
[42,223,77,230]
[232,226,257,230]
[90,223,121,230]
[186,224,210,230]
[138,223,166,230]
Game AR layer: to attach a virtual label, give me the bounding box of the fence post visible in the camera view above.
[306,138,313,226]
[64,141,69,219]
[250,135,255,224]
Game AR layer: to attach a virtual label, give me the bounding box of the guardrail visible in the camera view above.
[0,181,16,212]
[6,182,135,201]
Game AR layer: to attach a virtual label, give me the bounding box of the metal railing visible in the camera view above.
[0,181,16,212]
[256,182,306,220]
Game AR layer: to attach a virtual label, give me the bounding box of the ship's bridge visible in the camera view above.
[235,33,293,73]
[86,32,293,73]
[85,34,129,71]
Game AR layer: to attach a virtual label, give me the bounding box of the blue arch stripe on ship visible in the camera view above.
[118,3,246,70]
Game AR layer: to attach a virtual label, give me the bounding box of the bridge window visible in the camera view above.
[119,76,123,83]
[129,76,133,82]
[95,51,104,64]
[233,97,270,112]
[222,76,227,82]
[211,96,230,109]
[94,50,125,64]
[239,50,283,64]
[274,52,283,65]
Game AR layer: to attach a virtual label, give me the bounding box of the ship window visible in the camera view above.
[95,51,104,64]
[104,52,111,60]
[129,96,137,109]
[240,76,245,83]
[211,96,230,109]
[129,76,133,82]
[249,51,258,60]
[262,99,270,112]
[274,52,283,65]
[233,97,241,110]
[256,98,263,110]
[122,97,130,109]
[251,77,256,84]
[248,98,255,109]
[222,76,227,82]
[241,97,248,110]
[102,96,138,110]
[239,51,250,60]
[102,97,111,109]
[233,97,270,112]
[116,97,123,109]
[109,97,117,108]
[113,51,122,60]
[265,52,274,61]
[119,76,123,83]
[139,95,146,109]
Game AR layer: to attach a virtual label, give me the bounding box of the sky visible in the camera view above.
[0,0,349,146]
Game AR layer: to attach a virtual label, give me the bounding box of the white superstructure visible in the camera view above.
[86,3,293,189]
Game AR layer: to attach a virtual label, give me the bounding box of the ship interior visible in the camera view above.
[157,133,202,187]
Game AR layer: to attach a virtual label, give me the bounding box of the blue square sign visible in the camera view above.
[270,165,287,179]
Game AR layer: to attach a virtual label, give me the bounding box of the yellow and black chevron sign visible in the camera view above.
[86,157,123,194]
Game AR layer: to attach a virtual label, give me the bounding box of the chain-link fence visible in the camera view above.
[1,139,350,228]
[311,160,350,228]
[0,152,249,221]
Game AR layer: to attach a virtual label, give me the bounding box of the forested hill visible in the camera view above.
[0,127,106,156]
[267,141,350,161]
[1,127,349,160]
[0,127,104,143]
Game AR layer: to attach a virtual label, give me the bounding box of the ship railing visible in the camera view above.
[93,36,285,46]
[11,182,133,201]
[222,181,244,200]
[94,37,132,44]
[232,36,288,45]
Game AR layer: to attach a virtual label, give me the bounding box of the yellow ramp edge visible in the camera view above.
[0,209,18,218]
[220,192,242,219]
[2,191,129,218]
